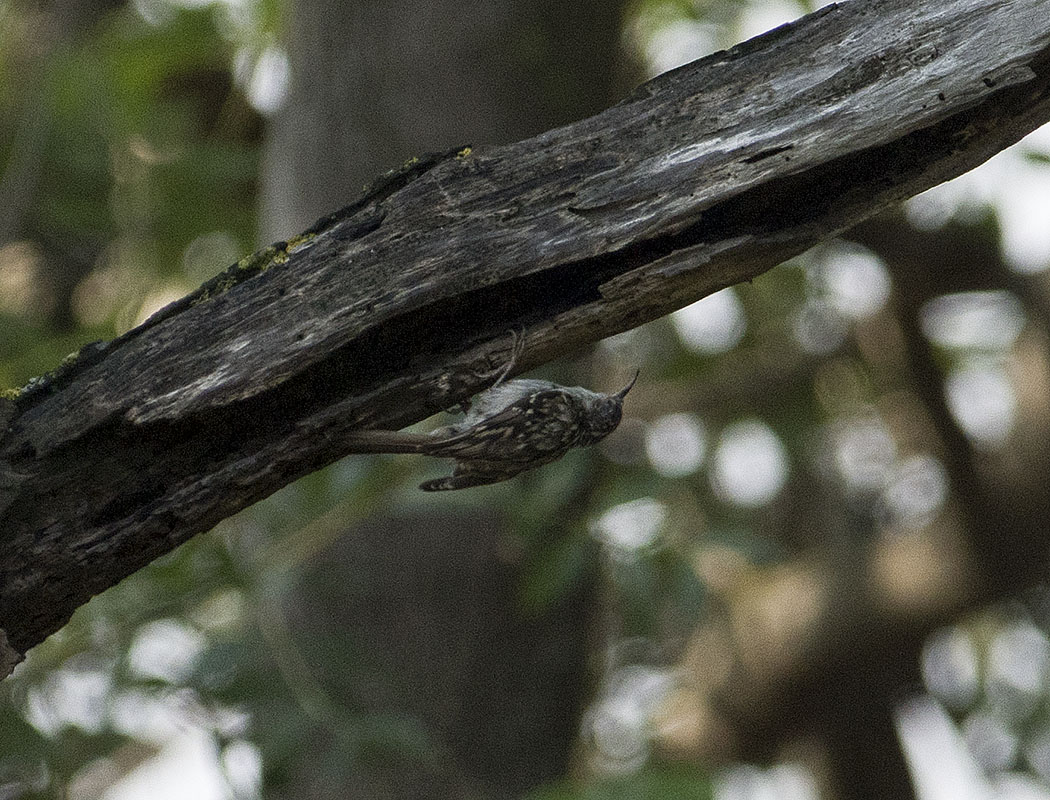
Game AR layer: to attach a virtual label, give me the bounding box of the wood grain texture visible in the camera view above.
[2,0,1050,667]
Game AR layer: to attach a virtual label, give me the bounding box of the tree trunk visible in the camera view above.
[257,1,631,796]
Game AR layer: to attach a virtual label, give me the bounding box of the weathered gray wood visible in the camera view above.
[2,0,1050,671]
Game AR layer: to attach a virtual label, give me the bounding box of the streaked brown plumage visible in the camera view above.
[344,373,637,490]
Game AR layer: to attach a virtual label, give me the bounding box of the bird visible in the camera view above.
[343,370,638,491]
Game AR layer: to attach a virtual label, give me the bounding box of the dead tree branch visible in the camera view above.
[2,0,1050,672]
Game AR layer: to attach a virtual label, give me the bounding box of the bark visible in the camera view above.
[2,0,1050,672]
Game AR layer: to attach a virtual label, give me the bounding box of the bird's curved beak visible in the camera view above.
[615,370,640,399]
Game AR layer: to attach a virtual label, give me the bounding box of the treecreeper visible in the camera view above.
[342,338,637,490]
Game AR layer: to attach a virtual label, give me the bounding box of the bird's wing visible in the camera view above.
[424,388,580,462]
[343,389,579,466]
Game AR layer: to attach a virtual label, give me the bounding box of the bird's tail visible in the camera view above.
[342,430,441,455]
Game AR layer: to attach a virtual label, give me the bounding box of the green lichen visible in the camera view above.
[236,243,285,273]
[286,231,317,252]
[192,242,292,305]
[0,388,20,400]
[456,146,473,158]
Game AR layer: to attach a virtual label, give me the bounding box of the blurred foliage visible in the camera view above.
[526,764,715,800]
[3,0,1050,799]
[0,0,262,389]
